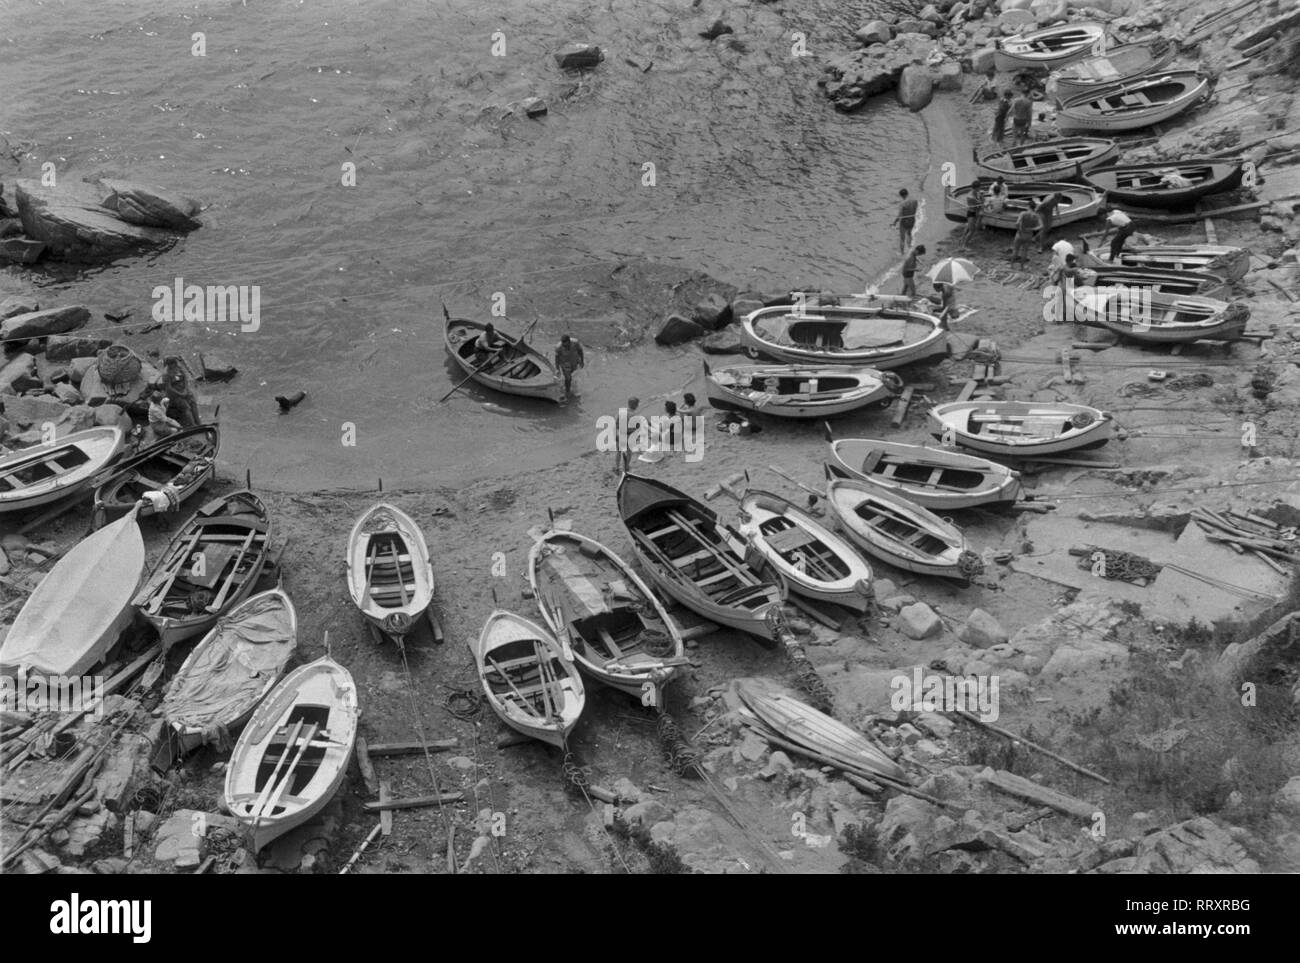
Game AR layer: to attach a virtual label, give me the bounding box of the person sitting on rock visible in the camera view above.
[162,356,201,428]
[148,391,181,439]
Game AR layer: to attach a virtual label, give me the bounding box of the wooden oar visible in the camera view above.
[767,464,824,501]
[439,347,505,403]
[256,723,320,826]
[247,719,304,824]
[533,643,557,722]
[486,654,538,717]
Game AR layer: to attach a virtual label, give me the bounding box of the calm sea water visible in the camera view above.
[1,0,933,490]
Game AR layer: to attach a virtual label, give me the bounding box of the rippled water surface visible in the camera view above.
[1,0,934,489]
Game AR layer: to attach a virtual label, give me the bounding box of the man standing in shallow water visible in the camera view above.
[554,334,584,401]
[892,188,919,254]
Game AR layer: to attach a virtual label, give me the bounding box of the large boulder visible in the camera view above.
[931,61,963,91]
[554,43,602,70]
[895,20,939,38]
[15,180,175,261]
[1031,0,1068,24]
[898,602,943,639]
[999,8,1037,30]
[957,609,1008,648]
[692,293,731,329]
[972,46,998,74]
[3,394,71,429]
[0,353,37,395]
[855,21,893,45]
[45,335,110,363]
[98,179,202,231]
[0,305,90,343]
[699,328,746,354]
[822,33,936,111]
[898,66,935,111]
[0,237,45,264]
[0,295,38,320]
[655,314,707,346]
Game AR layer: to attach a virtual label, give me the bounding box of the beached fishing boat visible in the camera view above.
[346,502,435,645]
[703,360,900,419]
[471,610,585,748]
[160,589,297,757]
[442,313,563,403]
[0,508,144,677]
[224,655,358,852]
[1057,71,1212,133]
[1115,244,1250,282]
[738,304,948,370]
[823,469,981,583]
[826,437,1023,510]
[1077,259,1231,299]
[1068,287,1251,344]
[1050,39,1178,101]
[617,473,785,642]
[91,423,220,526]
[976,138,1119,183]
[0,425,126,514]
[735,490,874,612]
[737,678,904,783]
[529,530,686,703]
[927,401,1113,457]
[1082,160,1246,210]
[134,490,274,648]
[943,180,1105,230]
[994,21,1106,72]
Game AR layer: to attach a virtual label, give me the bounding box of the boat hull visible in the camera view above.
[92,423,220,522]
[0,425,126,514]
[1116,245,1249,283]
[1069,288,1249,344]
[927,401,1113,458]
[346,502,435,641]
[976,138,1119,183]
[443,316,564,403]
[1082,161,1245,210]
[736,490,874,613]
[704,362,896,419]
[994,21,1106,72]
[944,180,1105,230]
[827,439,1023,510]
[1057,72,1212,133]
[1051,40,1178,101]
[739,304,948,369]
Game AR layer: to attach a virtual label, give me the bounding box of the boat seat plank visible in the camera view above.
[672,548,715,568]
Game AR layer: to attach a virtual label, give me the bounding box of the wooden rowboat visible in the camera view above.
[1115,245,1249,282]
[703,360,900,419]
[134,490,274,648]
[0,508,144,677]
[927,401,1113,458]
[442,314,563,403]
[739,304,948,370]
[1082,160,1246,210]
[0,425,126,514]
[994,21,1106,72]
[617,473,786,642]
[160,588,297,758]
[826,437,1023,510]
[943,180,1105,230]
[471,610,585,749]
[1068,287,1250,344]
[346,502,435,645]
[976,138,1119,183]
[529,530,686,704]
[224,655,358,852]
[1057,71,1212,133]
[91,423,220,526]
[735,490,874,613]
[823,469,981,583]
[1077,257,1231,299]
[1050,40,1178,102]
[736,678,904,783]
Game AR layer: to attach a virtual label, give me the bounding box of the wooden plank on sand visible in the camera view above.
[980,769,1097,820]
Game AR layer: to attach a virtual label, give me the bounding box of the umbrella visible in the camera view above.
[927,257,978,286]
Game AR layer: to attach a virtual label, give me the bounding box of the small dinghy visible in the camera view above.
[617,473,786,642]
[1077,260,1231,299]
[823,469,981,583]
[134,490,274,647]
[703,360,900,419]
[994,21,1106,72]
[224,655,358,852]
[92,423,220,526]
[1051,39,1178,102]
[442,311,563,403]
[737,678,904,783]
[1069,287,1251,344]
[346,502,435,645]
[739,304,948,369]
[1082,160,1246,210]
[529,530,686,704]
[1057,71,1212,133]
[736,490,874,612]
[1115,244,1249,282]
[927,401,1113,458]
[0,508,144,676]
[160,589,297,757]
[827,436,1023,510]
[0,425,126,515]
[943,180,1105,230]
[976,138,1119,183]
[471,610,585,749]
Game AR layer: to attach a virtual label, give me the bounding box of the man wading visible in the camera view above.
[554,334,584,401]
[892,188,919,254]
[901,244,925,297]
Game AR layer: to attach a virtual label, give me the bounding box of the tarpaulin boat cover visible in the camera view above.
[162,593,295,737]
